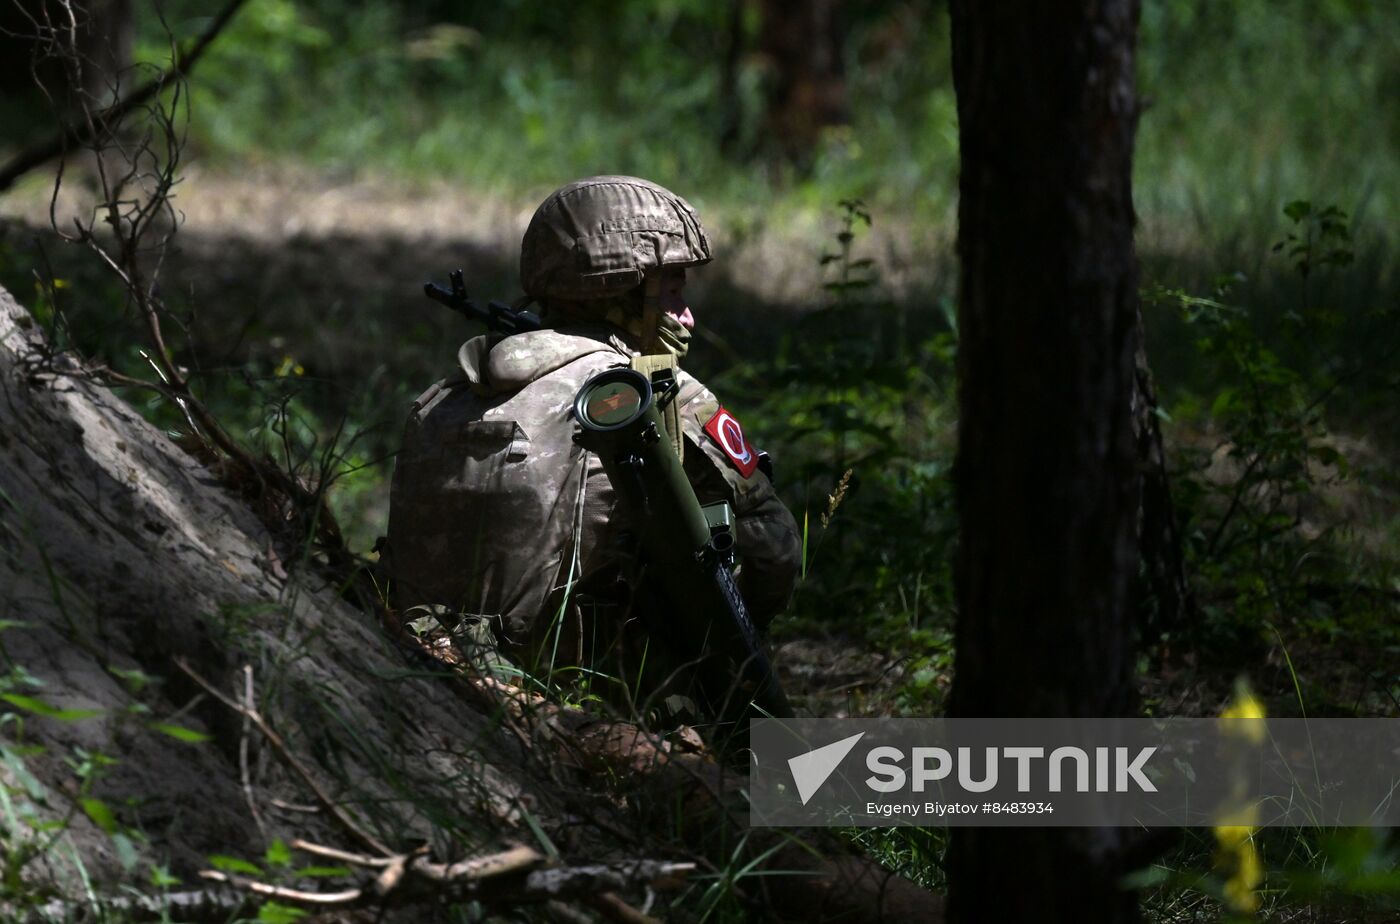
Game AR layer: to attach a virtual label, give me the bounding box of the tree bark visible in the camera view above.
[946,0,1144,921]
[758,0,848,164]
[0,0,132,122]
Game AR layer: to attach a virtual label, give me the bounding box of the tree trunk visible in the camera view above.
[946,0,1144,921]
[76,0,135,107]
[758,0,848,164]
[0,0,132,105]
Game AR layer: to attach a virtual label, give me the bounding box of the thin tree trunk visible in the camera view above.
[758,0,848,165]
[76,0,134,106]
[946,0,1145,921]
[0,0,245,194]
[718,0,746,155]
[1134,336,1194,640]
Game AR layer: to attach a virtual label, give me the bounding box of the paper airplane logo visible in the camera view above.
[788,732,865,805]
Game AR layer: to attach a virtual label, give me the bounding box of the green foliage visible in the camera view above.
[1276,200,1355,280]
[256,900,308,923]
[264,838,294,869]
[1138,827,1400,921]
[150,722,213,744]
[4,1,1398,908]
[1151,203,1400,668]
[133,0,1400,254]
[845,825,946,892]
[1135,0,1399,251]
[0,624,223,913]
[716,200,959,711]
[208,853,264,876]
[0,694,101,722]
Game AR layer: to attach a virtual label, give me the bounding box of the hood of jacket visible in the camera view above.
[457,323,632,396]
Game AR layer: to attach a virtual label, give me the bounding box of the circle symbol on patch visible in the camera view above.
[716,412,752,464]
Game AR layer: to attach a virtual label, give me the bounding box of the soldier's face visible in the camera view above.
[659,268,694,330]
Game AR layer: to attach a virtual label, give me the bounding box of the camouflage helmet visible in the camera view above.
[520,176,712,301]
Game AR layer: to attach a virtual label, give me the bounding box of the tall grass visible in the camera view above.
[134,0,1398,258]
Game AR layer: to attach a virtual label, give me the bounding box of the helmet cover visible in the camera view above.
[520,176,711,301]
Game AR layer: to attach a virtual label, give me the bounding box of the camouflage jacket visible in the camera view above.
[385,321,800,663]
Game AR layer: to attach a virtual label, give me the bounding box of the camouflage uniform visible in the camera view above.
[386,177,800,679]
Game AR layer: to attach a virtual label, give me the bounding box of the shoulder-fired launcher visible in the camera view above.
[572,367,793,735]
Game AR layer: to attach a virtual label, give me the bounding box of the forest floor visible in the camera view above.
[0,165,951,314]
[2,164,1397,922]
[2,167,1394,729]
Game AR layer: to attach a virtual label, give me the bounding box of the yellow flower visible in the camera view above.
[1215,825,1263,915]
[1220,679,1267,744]
[1214,680,1266,915]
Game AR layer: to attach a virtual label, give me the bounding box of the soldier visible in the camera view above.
[385,176,800,709]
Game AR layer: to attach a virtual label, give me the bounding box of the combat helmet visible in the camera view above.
[520,176,711,302]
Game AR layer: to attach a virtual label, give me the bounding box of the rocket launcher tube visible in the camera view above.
[572,368,793,732]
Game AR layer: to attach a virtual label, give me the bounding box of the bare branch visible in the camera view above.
[173,658,394,857]
[199,851,693,913]
[288,838,394,868]
[412,843,544,882]
[198,870,363,905]
[0,0,249,194]
[238,664,269,842]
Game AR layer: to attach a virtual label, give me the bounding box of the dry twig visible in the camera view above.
[173,658,392,856]
[199,840,691,913]
[238,664,268,842]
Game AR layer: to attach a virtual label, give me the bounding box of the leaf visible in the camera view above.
[108,667,155,693]
[208,855,263,876]
[1210,389,1236,419]
[264,838,293,868]
[0,694,101,721]
[150,722,211,744]
[0,746,47,803]
[112,832,139,871]
[1283,200,1312,222]
[257,902,307,924]
[1120,865,1172,889]
[295,865,352,878]
[81,798,117,834]
[149,864,181,889]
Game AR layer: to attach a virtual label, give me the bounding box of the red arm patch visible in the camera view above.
[703,407,759,478]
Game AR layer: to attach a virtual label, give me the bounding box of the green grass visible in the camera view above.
[3,2,1399,915]
[108,0,1397,258]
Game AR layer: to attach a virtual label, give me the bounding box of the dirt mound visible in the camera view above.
[0,284,550,909]
[0,284,943,922]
